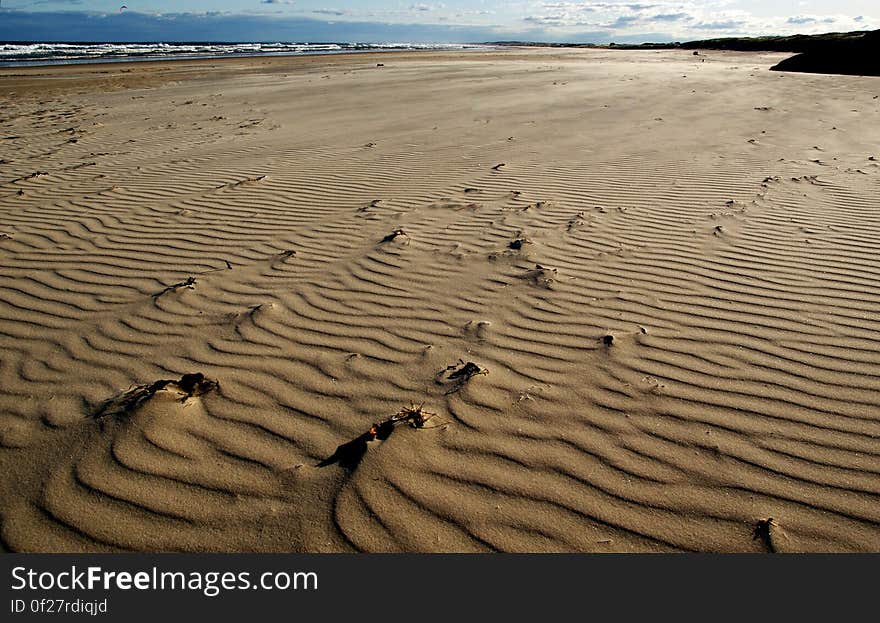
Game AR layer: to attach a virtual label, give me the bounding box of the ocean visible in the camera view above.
[0,41,488,67]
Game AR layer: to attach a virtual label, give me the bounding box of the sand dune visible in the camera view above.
[1,48,879,552]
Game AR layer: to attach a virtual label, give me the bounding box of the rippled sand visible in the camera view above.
[1,48,879,552]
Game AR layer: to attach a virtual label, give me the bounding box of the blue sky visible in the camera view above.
[0,1,877,43]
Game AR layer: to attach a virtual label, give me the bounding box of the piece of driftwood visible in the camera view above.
[93,373,219,420]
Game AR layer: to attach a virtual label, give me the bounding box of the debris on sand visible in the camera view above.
[93,373,219,421]
[316,428,384,469]
[567,212,586,231]
[317,402,442,469]
[152,276,196,299]
[752,517,783,553]
[491,163,506,171]
[791,175,820,184]
[509,236,532,250]
[448,361,487,381]
[602,334,615,347]
[357,199,382,213]
[270,249,296,268]
[566,212,586,231]
[391,402,441,429]
[520,264,557,288]
[437,359,489,394]
[380,228,408,243]
[229,175,266,187]
[10,171,49,183]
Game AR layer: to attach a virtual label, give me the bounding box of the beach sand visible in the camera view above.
[1,48,879,552]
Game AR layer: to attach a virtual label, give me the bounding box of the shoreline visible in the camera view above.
[0,48,500,97]
[0,47,782,99]
[0,43,494,70]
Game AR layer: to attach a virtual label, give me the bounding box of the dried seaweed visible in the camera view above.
[152,276,196,299]
[380,228,408,243]
[437,360,489,394]
[317,403,442,469]
[509,237,532,250]
[752,518,778,553]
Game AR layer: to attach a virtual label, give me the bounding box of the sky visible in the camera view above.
[0,1,877,43]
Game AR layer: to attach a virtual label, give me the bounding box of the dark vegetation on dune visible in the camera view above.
[682,29,880,76]
[680,30,875,53]
[767,30,880,76]
[488,29,880,77]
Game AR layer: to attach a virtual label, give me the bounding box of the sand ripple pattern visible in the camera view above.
[1,51,879,552]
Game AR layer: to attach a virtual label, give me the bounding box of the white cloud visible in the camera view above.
[312,8,347,16]
[409,3,446,12]
[219,0,880,39]
[520,1,877,36]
